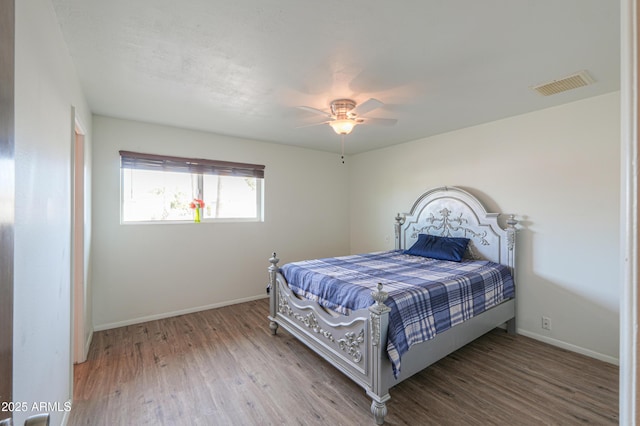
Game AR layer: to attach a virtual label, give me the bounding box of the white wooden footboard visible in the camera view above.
[267,253,392,424]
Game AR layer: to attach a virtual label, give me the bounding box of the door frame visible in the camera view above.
[0,0,15,424]
[621,0,639,423]
[71,111,88,365]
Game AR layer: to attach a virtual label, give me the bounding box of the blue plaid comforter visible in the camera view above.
[280,250,515,377]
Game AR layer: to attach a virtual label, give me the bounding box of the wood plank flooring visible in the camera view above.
[69,299,618,425]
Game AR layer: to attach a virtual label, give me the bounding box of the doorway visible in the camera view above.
[72,117,87,364]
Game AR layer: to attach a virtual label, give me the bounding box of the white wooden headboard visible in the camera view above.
[394,186,517,271]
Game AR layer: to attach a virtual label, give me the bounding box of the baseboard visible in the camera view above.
[84,329,93,359]
[94,294,269,331]
[517,329,619,366]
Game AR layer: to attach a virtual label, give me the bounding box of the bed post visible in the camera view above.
[394,214,405,250]
[506,215,518,335]
[368,283,392,425]
[267,253,280,335]
[506,214,518,273]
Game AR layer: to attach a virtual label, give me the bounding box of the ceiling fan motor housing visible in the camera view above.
[330,99,357,119]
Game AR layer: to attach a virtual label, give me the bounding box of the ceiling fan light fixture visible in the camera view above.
[330,119,356,135]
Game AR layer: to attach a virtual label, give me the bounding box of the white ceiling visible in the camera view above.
[51,0,620,155]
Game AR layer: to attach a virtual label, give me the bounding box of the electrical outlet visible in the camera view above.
[542,316,551,331]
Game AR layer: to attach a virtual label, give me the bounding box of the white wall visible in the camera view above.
[349,92,620,362]
[14,1,92,425]
[91,116,350,329]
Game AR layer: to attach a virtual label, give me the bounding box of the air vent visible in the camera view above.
[532,70,595,96]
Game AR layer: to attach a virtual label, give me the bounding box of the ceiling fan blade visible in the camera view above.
[295,120,331,129]
[352,98,384,116]
[297,105,332,118]
[361,117,398,126]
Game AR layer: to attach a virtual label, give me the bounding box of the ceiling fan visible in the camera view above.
[297,98,397,135]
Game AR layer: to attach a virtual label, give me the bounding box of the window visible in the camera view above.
[120,151,264,223]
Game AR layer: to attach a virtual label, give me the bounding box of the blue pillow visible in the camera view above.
[404,234,470,262]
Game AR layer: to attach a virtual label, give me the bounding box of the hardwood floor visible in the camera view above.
[69,299,618,425]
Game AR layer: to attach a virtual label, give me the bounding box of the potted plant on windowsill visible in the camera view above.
[189,198,205,223]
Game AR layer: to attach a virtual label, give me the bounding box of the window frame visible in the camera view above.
[119,151,265,224]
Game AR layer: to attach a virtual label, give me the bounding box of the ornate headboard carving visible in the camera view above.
[394,186,517,271]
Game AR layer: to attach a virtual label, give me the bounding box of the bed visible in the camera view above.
[266,186,517,424]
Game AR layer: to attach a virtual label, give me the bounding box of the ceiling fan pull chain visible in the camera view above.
[341,135,345,164]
